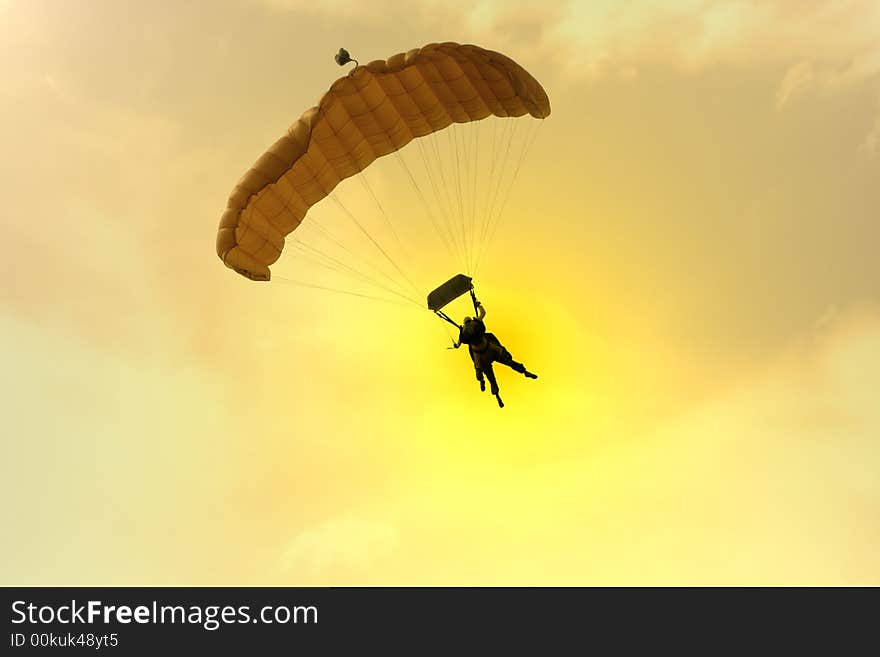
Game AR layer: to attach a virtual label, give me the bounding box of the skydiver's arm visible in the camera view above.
[476,303,486,320]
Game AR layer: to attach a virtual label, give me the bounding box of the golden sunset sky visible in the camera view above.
[2,0,878,585]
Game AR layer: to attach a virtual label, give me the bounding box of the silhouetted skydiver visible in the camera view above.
[452,300,537,408]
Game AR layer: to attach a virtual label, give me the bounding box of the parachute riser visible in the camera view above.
[434,309,461,330]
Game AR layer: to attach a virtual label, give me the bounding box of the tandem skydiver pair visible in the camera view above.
[429,274,537,409]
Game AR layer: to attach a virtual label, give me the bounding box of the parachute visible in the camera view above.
[216,42,550,284]
[427,273,473,312]
[428,273,477,328]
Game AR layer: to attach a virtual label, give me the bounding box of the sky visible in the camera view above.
[1,0,878,585]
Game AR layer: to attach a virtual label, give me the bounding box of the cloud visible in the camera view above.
[280,516,399,577]
[560,1,880,73]
[775,61,815,110]
[303,303,880,584]
[545,303,880,583]
[254,0,880,145]
[860,101,880,157]
[246,0,880,79]
[260,0,380,21]
[0,312,241,583]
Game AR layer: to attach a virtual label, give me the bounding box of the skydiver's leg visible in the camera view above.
[470,346,486,392]
[484,365,504,407]
[484,363,500,396]
[493,345,538,379]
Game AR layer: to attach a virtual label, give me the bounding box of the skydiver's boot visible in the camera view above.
[509,360,538,379]
[495,393,504,408]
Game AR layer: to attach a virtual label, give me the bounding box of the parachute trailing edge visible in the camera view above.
[216,42,551,282]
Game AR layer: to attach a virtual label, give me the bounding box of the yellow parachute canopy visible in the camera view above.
[216,42,551,281]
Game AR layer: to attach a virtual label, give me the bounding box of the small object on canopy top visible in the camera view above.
[335,48,358,68]
[427,274,473,311]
